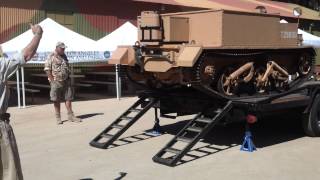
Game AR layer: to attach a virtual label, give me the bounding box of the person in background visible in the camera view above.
[0,24,43,180]
[44,42,81,125]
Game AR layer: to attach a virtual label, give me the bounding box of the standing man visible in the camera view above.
[44,42,81,125]
[0,24,43,180]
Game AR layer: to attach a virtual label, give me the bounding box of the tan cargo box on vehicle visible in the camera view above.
[162,16,189,42]
[138,11,162,41]
[158,10,298,48]
[140,11,160,27]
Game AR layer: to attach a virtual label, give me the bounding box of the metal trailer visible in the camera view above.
[90,77,320,167]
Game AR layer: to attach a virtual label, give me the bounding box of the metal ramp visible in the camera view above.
[90,97,158,149]
[152,101,233,166]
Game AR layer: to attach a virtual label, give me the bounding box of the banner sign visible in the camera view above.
[5,51,111,64]
[30,51,111,63]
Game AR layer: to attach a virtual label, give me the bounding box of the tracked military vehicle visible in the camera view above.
[91,9,320,167]
[109,10,314,98]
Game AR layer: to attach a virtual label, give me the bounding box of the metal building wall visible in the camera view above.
[74,13,114,40]
[0,0,197,43]
[0,0,45,43]
[0,7,45,43]
[73,0,147,40]
[73,0,193,40]
[0,0,136,42]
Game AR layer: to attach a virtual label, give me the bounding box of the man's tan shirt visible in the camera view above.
[44,52,70,81]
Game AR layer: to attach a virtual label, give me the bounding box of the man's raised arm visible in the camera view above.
[22,24,43,62]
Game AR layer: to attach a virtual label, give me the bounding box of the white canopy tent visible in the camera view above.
[298,29,320,48]
[2,18,108,63]
[1,18,108,107]
[96,21,137,99]
[1,20,138,105]
[280,19,320,48]
[96,21,137,52]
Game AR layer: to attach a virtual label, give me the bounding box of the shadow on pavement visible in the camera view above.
[250,115,305,148]
[161,114,305,148]
[89,112,306,167]
[77,113,104,120]
[151,113,306,166]
[104,132,163,149]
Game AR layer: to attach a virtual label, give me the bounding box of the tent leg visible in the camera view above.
[116,64,121,100]
[16,69,21,108]
[71,64,75,92]
[21,66,26,108]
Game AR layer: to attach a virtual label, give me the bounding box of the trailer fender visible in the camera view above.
[176,45,203,67]
[108,46,136,66]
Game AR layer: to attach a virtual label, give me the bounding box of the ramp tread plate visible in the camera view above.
[196,118,212,124]
[165,148,181,154]
[112,124,124,129]
[177,137,193,143]
[101,134,113,139]
[186,127,203,133]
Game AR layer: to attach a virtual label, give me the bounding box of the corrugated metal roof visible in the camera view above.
[132,0,320,20]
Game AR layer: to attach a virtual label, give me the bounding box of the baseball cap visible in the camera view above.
[56,41,67,49]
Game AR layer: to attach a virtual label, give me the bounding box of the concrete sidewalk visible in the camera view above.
[7,97,320,180]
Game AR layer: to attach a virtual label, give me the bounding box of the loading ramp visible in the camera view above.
[90,96,158,149]
[152,101,233,166]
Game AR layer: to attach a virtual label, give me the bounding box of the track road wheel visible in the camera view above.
[254,67,267,94]
[298,53,312,76]
[218,67,238,96]
[302,94,320,137]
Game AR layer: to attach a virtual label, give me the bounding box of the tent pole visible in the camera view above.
[16,68,21,108]
[119,71,122,99]
[71,64,74,92]
[21,66,26,108]
[116,64,120,100]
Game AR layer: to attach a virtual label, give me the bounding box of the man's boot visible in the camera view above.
[56,113,62,125]
[68,112,81,123]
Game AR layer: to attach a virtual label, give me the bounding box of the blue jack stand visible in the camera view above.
[145,108,163,137]
[240,124,256,152]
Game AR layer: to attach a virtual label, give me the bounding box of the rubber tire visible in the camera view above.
[302,94,320,137]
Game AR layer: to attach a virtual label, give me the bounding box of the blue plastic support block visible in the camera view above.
[145,130,162,137]
[240,131,256,152]
[145,121,163,137]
